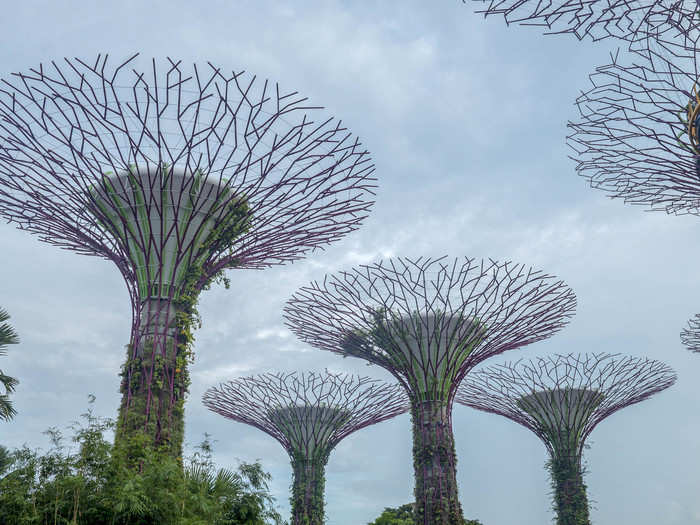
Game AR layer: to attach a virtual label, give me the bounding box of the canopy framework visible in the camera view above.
[0,54,376,458]
[456,353,676,525]
[202,371,408,525]
[463,0,697,43]
[284,256,577,525]
[567,33,700,216]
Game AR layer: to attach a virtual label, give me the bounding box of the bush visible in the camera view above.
[0,396,285,525]
[368,503,484,525]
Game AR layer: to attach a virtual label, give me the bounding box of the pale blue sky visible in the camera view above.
[2,1,700,524]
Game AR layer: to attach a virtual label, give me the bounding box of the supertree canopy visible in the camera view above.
[456,353,676,525]
[283,256,577,525]
[462,0,697,42]
[0,54,376,458]
[568,33,700,215]
[202,370,408,525]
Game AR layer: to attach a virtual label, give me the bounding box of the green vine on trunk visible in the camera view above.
[115,191,252,464]
[411,400,464,525]
[545,455,591,525]
[289,450,328,525]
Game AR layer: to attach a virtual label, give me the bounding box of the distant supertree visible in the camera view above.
[568,34,700,215]
[456,353,676,525]
[283,256,577,525]
[462,0,696,43]
[0,54,375,458]
[681,313,700,351]
[202,371,408,525]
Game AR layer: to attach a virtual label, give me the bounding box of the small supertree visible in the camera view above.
[568,34,700,215]
[284,256,577,525]
[202,371,408,525]
[0,55,375,459]
[456,353,676,525]
[0,307,19,422]
[461,0,697,43]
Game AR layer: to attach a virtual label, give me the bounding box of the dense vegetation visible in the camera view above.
[0,397,285,525]
[0,307,20,421]
[367,503,484,525]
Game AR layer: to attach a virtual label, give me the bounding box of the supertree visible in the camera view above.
[0,54,375,459]
[567,31,700,214]
[456,353,676,525]
[283,256,577,525]
[461,0,697,43]
[202,370,408,525]
[681,314,700,351]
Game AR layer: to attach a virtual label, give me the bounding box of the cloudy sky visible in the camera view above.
[2,1,700,524]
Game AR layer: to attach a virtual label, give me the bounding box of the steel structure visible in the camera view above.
[283,256,576,525]
[568,32,700,215]
[681,313,700,351]
[456,353,676,525]
[0,54,376,458]
[202,370,408,525]
[463,0,697,43]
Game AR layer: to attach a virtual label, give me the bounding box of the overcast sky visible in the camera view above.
[2,1,700,524]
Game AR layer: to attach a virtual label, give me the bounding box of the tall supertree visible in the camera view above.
[0,54,376,459]
[283,256,577,525]
[202,370,408,525]
[456,353,676,525]
[461,0,697,43]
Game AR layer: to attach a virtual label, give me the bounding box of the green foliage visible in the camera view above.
[0,306,20,421]
[0,397,285,525]
[545,455,591,525]
[367,503,483,525]
[289,452,328,525]
[367,503,414,525]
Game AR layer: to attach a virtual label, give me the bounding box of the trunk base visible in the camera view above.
[411,399,464,525]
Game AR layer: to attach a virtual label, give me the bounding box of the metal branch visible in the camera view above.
[463,0,697,43]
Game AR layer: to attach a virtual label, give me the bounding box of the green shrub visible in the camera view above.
[0,396,285,525]
[368,503,484,525]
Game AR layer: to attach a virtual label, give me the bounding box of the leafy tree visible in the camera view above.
[368,503,484,525]
[0,307,19,421]
[0,396,286,525]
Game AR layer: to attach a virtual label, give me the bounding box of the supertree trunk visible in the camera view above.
[548,454,590,525]
[290,453,329,525]
[116,298,189,461]
[411,399,463,525]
